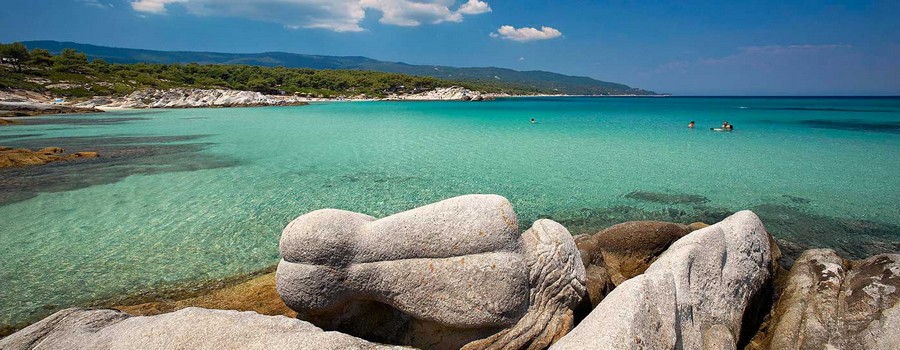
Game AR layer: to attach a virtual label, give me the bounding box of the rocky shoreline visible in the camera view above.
[74,88,311,109]
[0,90,103,119]
[2,194,896,349]
[0,86,502,121]
[0,86,647,122]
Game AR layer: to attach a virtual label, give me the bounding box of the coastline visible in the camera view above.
[0,87,672,120]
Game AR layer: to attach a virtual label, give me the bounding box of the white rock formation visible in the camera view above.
[0,307,404,350]
[390,86,486,101]
[276,194,585,350]
[552,210,775,350]
[74,89,308,109]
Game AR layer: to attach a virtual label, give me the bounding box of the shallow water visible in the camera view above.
[1,97,899,328]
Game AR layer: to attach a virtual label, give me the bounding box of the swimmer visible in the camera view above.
[688,121,695,128]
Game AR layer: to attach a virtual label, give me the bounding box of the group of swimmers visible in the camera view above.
[530,118,733,130]
[688,120,734,131]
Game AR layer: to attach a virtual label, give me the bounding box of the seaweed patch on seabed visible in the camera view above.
[761,119,900,133]
[540,198,899,262]
[800,119,900,133]
[12,117,152,126]
[325,172,423,187]
[0,133,43,141]
[749,204,900,261]
[750,107,897,113]
[0,135,240,206]
[781,194,811,204]
[624,190,709,204]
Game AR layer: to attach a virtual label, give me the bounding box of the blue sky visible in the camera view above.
[2,0,899,95]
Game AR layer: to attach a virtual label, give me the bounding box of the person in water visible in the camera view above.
[531,118,536,124]
[688,121,695,128]
[721,121,734,131]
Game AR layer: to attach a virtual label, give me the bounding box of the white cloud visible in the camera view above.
[79,0,113,8]
[457,0,491,15]
[491,25,562,42]
[130,0,492,32]
[362,0,461,26]
[131,0,185,14]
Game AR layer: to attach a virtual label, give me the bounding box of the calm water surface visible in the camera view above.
[1,97,899,328]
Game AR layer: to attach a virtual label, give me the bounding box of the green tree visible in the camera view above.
[53,48,89,73]
[246,77,275,93]
[29,48,53,68]
[89,58,111,73]
[1,42,31,72]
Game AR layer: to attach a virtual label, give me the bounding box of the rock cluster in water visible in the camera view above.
[0,146,98,168]
[389,86,491,101]
[75,88,310,109]
[2,194,897,350]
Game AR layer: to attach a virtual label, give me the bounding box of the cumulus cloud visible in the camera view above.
[130,0,492,32]
[457,0,491,15]
[490,25,562,42]
[131,0,185,14]
[362,0,461,26]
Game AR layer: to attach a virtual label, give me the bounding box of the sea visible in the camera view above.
[1,96,898,329]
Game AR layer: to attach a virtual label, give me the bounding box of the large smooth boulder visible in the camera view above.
[0,307,403,350]
[462,219,586,350]
[574,221,694,310]
[552,211,777,350]
[751,249,899,350]
[276,194,585,350]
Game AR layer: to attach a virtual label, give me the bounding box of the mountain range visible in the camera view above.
[22,40,657,96]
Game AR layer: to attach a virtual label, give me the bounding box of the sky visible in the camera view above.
[2,0,899,95]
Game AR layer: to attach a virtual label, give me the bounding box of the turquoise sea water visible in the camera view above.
[1,97,899,328]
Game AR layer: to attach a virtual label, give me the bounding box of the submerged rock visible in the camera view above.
[117,271,295,319]
[276,194,585,350]
[0,307,402,350]
[0,147,99,168]
[553,211,777,349]
[748,249,900,350]
[624,190,709,204]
